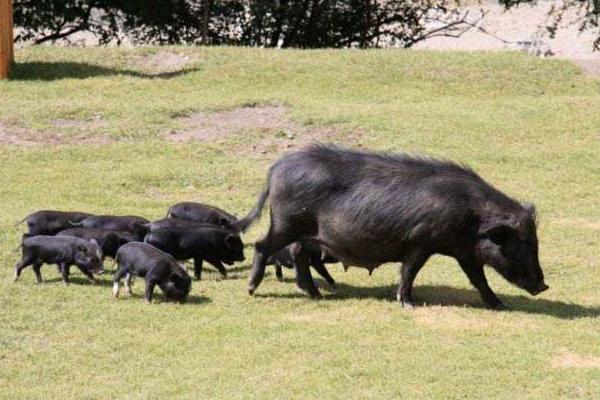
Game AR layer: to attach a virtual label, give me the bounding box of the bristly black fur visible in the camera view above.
[242,144,547,309]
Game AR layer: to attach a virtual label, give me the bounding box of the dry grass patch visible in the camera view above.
[412,306,491,331]
[551,351,600,369]
[552,218,600,231]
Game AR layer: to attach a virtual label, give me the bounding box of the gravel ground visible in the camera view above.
[415,0,600,75]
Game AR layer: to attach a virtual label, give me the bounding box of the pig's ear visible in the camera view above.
[219,218,230,227]
[225,234,239,248]
[479,220,517,246]
[90,239,99,246]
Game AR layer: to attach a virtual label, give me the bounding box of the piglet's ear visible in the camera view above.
[479,222,516,246]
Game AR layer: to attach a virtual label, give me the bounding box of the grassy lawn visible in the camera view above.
[0,46,599,399]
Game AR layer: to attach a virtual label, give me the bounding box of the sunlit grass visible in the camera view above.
[0,46,599,399]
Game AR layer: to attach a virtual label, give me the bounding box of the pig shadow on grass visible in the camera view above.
[410,285,600,319]
[258,281,600,319]
[9,61,200,81]
[113,293,211,305]
[44,276,114,287]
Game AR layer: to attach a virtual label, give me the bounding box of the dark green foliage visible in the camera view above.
[13,0,475,48]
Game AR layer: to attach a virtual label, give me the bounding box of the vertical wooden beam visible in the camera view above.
[8,0,13,64]
[0,0,14,79]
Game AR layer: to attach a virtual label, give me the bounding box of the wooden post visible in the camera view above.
[0,0,14,79]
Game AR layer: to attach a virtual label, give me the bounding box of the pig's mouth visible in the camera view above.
[525,282,549,296]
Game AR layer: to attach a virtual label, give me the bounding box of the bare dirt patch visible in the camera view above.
[551,351,600,369]
[0,121,112,146]
[133,50,196,73]
[0,123,41,146]
[167,105,364,155]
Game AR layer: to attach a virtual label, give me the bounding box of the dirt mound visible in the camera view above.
[166,105,363,155]
[133,51,196,73]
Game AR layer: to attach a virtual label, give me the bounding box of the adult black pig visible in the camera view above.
[15,210,93,236]
[267,242,338,288]
[14,235,104,284]
[166,202,238,230]
[113,242,191,303]
[238,145,549,309]
[72,215,149,240]
[144,226,245,280]
[57,228,136,259]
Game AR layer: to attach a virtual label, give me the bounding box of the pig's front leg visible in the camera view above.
[145,279,156,304]
[76,265,96,283]
[206,257,228,278]
[32,262,43,283]
[193,257,203,281]
[275,263,284,282]
[60,263,71,285]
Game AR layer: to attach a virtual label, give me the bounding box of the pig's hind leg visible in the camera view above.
[123,274,133,295]
[14,256,34,282]
[112,265,128,298]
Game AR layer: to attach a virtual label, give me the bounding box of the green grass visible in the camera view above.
[0,46,599,399]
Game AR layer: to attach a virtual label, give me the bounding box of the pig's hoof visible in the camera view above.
[248,286,256,296]
[398,294,416,309]
[310,293,323,300]
[489,302,509,311]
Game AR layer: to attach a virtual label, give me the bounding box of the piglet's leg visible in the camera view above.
[112,266,128,298]
[32,262,43,284]
[311,260,336,289]
[206,257,228,278]
[193,257,203,281]
[294,246,322,299]
[275,263,284,282]
[124,274,133,295]
[60,263,71,285]
[76,265,96,283]
[14,257,33,282]
[145,280,157,304]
